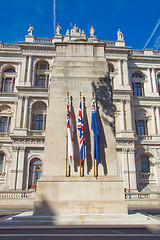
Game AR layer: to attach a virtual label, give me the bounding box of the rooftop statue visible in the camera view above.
[117,29,124,41]
[56,23,61,35]
[71,24,81,35]
[28,24,34,36]
[90,26,95,37]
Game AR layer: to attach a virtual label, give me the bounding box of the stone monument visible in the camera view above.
[34,25,127,223]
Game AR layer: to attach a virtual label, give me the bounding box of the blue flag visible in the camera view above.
[91,100,100,166]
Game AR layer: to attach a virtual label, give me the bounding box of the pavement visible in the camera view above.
[0,207,159,226]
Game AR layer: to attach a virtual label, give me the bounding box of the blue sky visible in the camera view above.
[1,0,160,50]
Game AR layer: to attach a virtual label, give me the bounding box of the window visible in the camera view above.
[0,153,4,172]
[28,158,42,189]
[0,116,11,132]
[35,75,49,87]
[35,61,49,87]
[132,73,143,78]
[140,155,150,173]
[132,82,144,96]
[36,61,49,70]
[31,102,47,131]
[136,120,147,135]
[32,114,46,130]
[1,78,15,92]
[1,67,16,92]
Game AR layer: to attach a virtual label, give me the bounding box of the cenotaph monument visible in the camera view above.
[34,25,127,223]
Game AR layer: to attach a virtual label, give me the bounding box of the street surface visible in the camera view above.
[0,225,159,240]
[0,207,159,240]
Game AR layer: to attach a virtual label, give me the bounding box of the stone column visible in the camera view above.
[118,60,123,85]
[147,68,153,93]
[125,100,132,131]
[15,96,23,128]
[20,55,27,84]
[120,100,125,131]
[26,55,32,86]
[123,149,137,191]
[151,106,157,135]
[9,147,19,190]
[128,149,137,191]
[151,68,157,93]
[16,147,25,190]
[122,149,130,190]
[156,107,160,135]
[123,60,129,86]
[23,96,29,129]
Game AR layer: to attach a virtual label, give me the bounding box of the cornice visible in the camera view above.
[129,55,160,62]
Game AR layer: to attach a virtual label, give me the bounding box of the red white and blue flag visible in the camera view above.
[77,100,85,166]
[67,99,73,166]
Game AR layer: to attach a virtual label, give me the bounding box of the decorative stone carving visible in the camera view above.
[28,24,34,36]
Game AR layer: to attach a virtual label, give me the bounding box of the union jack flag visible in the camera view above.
[78,100,85,166]
[67,99,73,165]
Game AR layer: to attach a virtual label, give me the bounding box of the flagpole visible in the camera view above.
[79,92,82,177]
[66,92,69,177]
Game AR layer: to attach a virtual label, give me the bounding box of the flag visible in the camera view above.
[91,100,100,166]
[78,99,85,166]
[67,99,73,165]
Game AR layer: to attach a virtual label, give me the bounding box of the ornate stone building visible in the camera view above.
[0,24,159,207]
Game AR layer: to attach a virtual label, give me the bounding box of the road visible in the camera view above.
[0,225,159,240]
[0,207,159,240]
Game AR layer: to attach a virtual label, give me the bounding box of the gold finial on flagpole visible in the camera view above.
[67,92,69,99]
[80,91,81,99]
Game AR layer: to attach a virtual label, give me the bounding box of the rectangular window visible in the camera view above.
[136,120,147,135]
[133,82,144,96]
[0,117,10,132]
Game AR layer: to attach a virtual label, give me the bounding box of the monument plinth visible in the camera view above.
[34,26,127,221]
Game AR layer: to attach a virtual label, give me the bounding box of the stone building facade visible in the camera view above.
[0,24,160,199]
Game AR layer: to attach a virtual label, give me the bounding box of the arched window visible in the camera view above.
[140,155,150,173]
[132,73,143,78]
[35,61,49,87]
[1,67,15,92]
[0,105,11,133]
[135,109,148,136]
[132,72,144,96]
[29,158,42,189]
[108,63,114,73]
[0,152,4,172]
[31,102,47,131]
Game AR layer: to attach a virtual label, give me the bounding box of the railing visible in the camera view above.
[105,41,116,47]
[29,130,45,136]
[132,50,144,55]
[125,192,160,200]
[0,133,10,138]
[34,37,52,44]
[1,43,20,50]
[138,136,152,141]
[0,191,33,199]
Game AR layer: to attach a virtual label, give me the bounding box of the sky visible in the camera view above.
[1,0,160,50]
